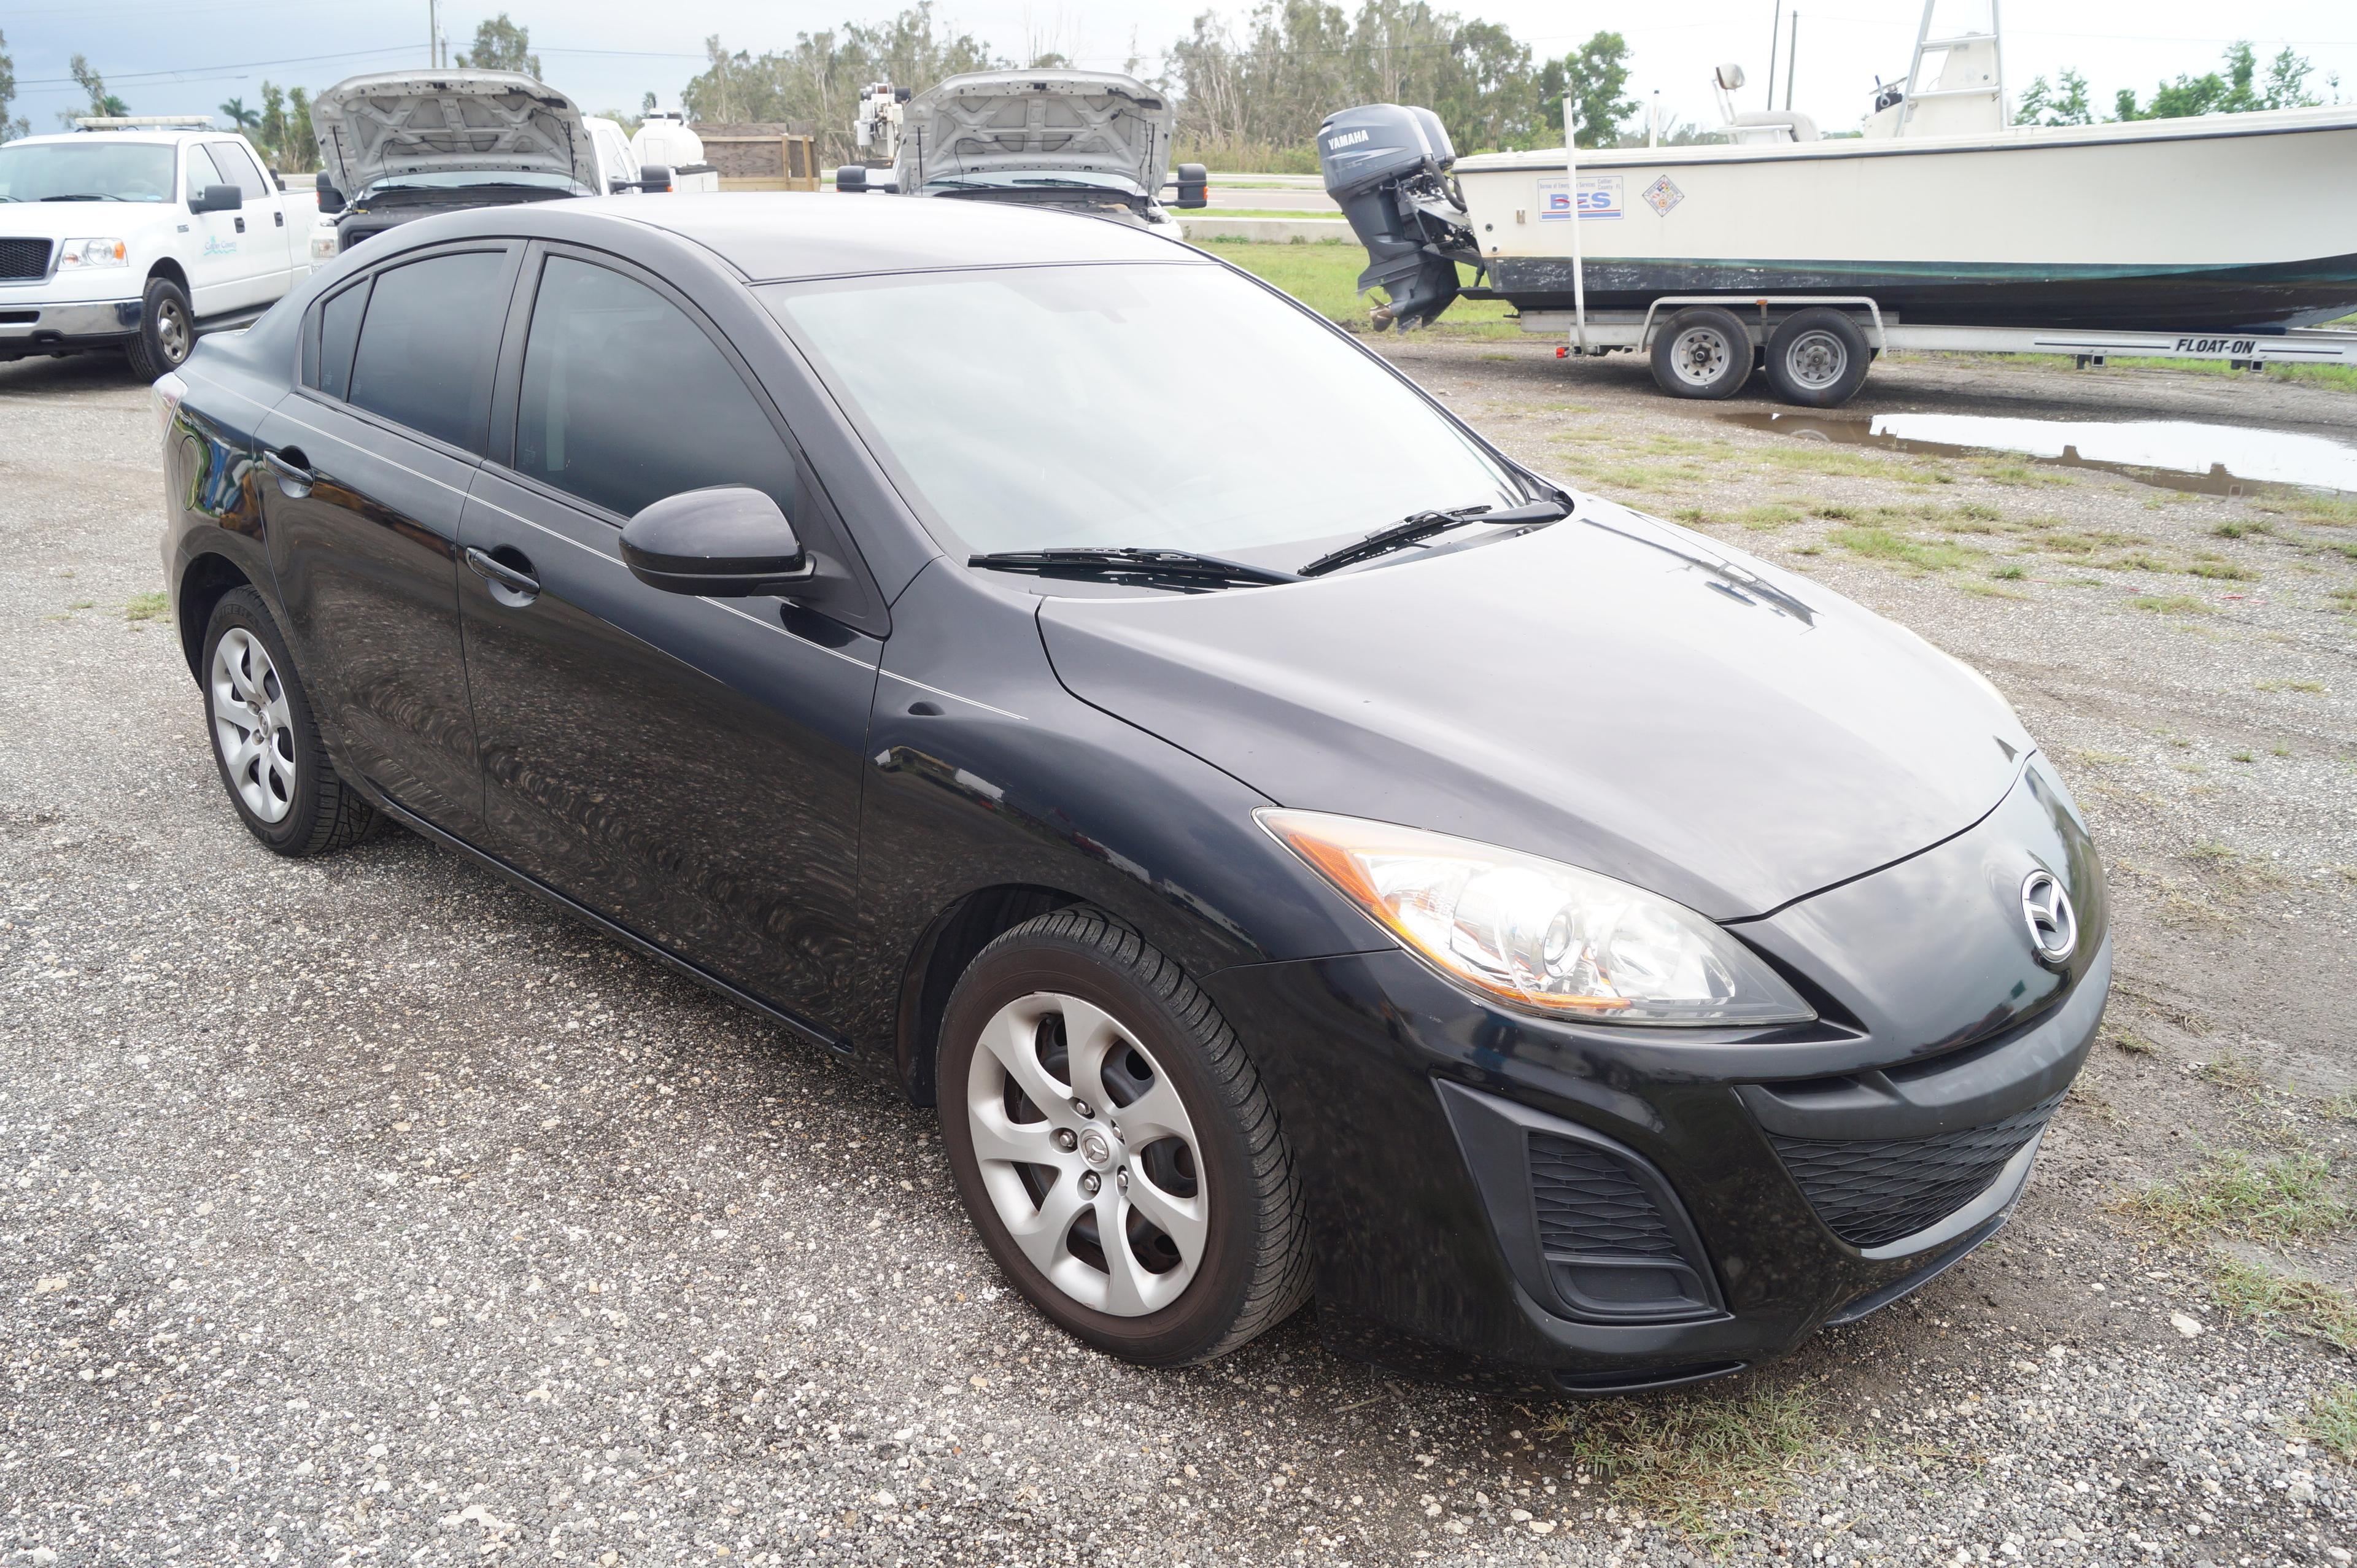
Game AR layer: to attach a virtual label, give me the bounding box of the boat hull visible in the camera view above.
[1452,109,2357,333]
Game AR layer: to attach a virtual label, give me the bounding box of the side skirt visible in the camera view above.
[358,786,856,1059]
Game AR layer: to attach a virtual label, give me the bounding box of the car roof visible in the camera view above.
[586,191,1198,282]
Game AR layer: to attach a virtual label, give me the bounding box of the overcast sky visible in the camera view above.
[7,1,2351,142]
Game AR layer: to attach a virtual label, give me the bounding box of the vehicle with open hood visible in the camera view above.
[835,71,1206,228]
[311,71,659,257]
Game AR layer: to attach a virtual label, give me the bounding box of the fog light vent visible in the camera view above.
[1530,1135,1682,1258]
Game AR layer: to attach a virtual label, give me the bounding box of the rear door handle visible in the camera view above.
[263,446,314,495]
[465,546,541,604]
[274,210,285,228]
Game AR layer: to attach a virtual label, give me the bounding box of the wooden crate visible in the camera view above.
[697,129,821,193]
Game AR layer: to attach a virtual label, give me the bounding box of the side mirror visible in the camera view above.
[190,183,242,215]
[638,164,673,193]
[315,172,346,215]
[1171,161,1209,209]
[621,487,810,597]
[836,164,867,193]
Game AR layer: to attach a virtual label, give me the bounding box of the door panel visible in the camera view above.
[209,140,297,303]
[257,396,486,835]
[457,469,877,1027]
[182,144,247,317]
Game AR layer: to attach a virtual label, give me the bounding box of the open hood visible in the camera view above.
[1037,504,2034,922]
[898,71,1172,193]
[312,71,595,195]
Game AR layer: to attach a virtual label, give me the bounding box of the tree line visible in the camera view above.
[2018,42,2328,126]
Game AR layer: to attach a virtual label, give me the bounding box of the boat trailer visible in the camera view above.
[1512,296,2357,406]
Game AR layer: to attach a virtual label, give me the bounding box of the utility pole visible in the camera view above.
[428,0,438,66]
[1765,1,1781,110]
[1785,13,1800,110]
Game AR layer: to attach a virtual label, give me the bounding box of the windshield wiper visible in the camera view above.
[1298,498,1569,577]
[968,547,1304,588]
[39,193,125,201]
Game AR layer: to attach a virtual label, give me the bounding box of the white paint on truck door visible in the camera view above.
[206,139,295,309]
[180,144,249,317]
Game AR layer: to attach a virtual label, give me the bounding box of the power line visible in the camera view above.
[18,45,417,88]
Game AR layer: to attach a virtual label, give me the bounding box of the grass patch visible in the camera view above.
[2213,520,2271,539]
[2308,1384,2357,1461]
[1732,503,1803,530]
[1973,459,2071,488]
[123,591,168,622]
[1828,527,1976,572]
[1991,565,2027,580]
[2285,496,2357,527]
[2256,678,2328,694]
[1194,240,1520,338]
[1756,446,1937,482]
[2122,1148,2348,1244]
[2127,594,2212,615]
[2185,558,2258,581]
[1540,1380,1836,1545]
[1959,579,2027,600]
[2212,1258,2357,1356]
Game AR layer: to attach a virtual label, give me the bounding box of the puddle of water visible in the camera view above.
[1719,409,2357,496]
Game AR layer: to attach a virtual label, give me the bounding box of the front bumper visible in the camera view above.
[0,296,142,357]
[1202,761,2109,1393]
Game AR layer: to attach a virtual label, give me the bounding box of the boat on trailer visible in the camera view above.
[1318,1,2357,404]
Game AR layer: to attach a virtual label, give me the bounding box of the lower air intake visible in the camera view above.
[1771,1091,2064,1249]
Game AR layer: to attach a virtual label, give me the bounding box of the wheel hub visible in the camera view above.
[1078,1126,1117,1169]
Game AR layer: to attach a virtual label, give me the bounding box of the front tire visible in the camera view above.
[937,910,1310,1365]
[1649,306,1755,400]
[126,276,193,381]
[201,587,381,856]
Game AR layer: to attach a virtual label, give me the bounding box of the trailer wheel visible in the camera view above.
[1765,308,1871,407]
[1649,307,1754,400]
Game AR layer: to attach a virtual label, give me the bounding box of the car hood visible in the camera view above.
[312,71,595,195]
[898,70,1173,193]
[1035,503,2035,921]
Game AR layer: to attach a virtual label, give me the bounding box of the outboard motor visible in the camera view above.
[1317,104,1480,331]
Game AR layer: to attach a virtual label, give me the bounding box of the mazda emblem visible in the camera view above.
[2019,870,2078,967]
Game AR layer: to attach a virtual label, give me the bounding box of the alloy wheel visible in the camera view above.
[210,626,296,822]
[964,991,1209,1316]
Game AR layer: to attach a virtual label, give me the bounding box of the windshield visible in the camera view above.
[765,263,1523,563]
[0,141,177,203]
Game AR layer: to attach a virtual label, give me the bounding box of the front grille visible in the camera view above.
[1770,1091,2064,1249]
[1530,1132,1682,1257]
[0,238,54,282]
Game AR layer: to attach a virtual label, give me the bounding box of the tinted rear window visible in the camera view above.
[315,281,368,401]
[346,250,510,450]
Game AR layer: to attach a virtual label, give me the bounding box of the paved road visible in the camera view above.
[0,344,2348,1566]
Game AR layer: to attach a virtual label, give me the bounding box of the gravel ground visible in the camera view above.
[1,342,2352,1567]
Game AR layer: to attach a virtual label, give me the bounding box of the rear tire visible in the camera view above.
[1649,306,1754,400]
[937,910,1310,1366]
[1765,307,1872,407]
[200,587,382,857]
[125,276,193,382]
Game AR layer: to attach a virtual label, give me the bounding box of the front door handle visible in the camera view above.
[274,210,285,227]
[465,545,541,606]
[234,215,247,233]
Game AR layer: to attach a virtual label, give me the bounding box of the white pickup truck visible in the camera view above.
[0,118,309,377]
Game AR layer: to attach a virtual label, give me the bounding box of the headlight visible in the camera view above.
[1258,809,1815,1026]
[60,238,129,269]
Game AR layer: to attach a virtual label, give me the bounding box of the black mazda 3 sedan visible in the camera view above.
[156,194,2108,1392]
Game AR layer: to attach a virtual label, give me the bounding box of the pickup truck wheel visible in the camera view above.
[126,276,193,380]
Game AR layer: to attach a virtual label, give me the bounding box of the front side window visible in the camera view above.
[764,263,1521,564]
[0,141,175,204]
[514,256,796,522]
[208,142,268,200]
[181,144,226,203]
[346,250,510,450]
